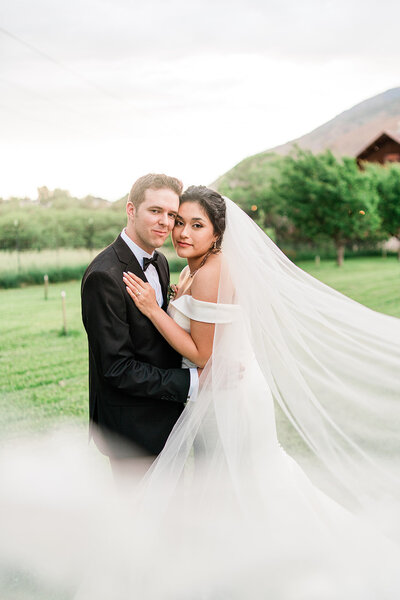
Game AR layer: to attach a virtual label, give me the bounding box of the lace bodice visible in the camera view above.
[167,295,240,368]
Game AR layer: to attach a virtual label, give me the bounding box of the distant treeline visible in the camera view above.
[0,187,128,252]
[2,152,400,267]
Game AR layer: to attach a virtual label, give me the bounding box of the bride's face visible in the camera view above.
[172,201,217,259]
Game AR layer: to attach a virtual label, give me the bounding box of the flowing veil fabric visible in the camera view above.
[141,197,400,534]
[219,198,400,508]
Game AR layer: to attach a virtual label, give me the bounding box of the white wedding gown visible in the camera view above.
[144,293,400,599]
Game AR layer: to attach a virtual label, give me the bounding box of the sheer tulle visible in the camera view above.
[142,198,400,519]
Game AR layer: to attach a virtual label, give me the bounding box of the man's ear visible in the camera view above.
[126,201,135,221]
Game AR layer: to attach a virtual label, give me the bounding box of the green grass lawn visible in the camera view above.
[0,256,398,438]
[0,248,94,274]
[0,280,88,437]
[296,256,400,318]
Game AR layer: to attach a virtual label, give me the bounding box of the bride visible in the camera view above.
[120,185,400,598]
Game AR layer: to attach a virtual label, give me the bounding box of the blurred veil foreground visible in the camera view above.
[1,198,400,599]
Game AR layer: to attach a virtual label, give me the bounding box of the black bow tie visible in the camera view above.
[143,253,159,272]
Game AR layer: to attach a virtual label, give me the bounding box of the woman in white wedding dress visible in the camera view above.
[120,185,400,599]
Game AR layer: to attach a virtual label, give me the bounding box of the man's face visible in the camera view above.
[126,187,179,253]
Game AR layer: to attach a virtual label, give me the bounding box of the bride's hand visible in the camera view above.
[123,272,158,318]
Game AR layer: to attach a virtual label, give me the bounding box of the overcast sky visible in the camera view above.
[1,0,400,200]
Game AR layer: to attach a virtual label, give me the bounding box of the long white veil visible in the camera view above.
[143,196,400,524]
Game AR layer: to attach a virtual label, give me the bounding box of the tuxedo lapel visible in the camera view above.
[155,254,169,309]
[112,235,148,284]
[112,235,169,304]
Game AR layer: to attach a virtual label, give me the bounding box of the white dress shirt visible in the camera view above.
[121,229,163,306]
[120,229,199,401]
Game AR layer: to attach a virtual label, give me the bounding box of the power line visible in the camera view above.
[0,91,106,139]
[0,76,93,119]
[0,25,133,105]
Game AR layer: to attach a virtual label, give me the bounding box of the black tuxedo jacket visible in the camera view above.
[81,235,190,457]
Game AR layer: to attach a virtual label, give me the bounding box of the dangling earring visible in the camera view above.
[212,241,217,250]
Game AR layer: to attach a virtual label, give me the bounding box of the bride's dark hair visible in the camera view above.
[180,186,226,250]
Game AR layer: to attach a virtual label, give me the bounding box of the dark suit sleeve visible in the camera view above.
[82,269,190,403]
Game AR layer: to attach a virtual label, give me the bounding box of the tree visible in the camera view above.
[216,153,286,230]
[0,192,126,252]
[373,163,400,260]
[83,218,95,254]
[269,149,381,266]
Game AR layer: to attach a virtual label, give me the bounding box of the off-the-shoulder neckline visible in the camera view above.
[171,294,217,307]
[171,295,240,310]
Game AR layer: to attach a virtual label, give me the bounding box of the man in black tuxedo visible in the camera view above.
[81,174,197,476]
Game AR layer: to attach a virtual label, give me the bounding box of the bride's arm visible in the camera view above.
[123,263,219,368]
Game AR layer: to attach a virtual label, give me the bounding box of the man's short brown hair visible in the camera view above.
[128,174,183,209]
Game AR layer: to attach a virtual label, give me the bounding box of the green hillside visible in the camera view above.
[212,152,281,211]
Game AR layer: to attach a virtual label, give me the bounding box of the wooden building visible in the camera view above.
[356,130,400,256]
[356,131,400,166]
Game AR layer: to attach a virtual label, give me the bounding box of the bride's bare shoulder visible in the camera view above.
[190,254,221,303]
[177,265,190,286]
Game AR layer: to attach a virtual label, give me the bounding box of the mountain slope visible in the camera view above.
[271,87,400,157]
[213,87,400,192]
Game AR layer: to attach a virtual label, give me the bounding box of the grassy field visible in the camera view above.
[0,248,94,274]
[0,247,180,274]
[0,280,88,437]
[0,256,398,438]
[0,247,184,288]
[0,249,95,289]
[297,256,400,318]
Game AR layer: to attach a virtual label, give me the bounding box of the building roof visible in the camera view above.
[356,130,400,160]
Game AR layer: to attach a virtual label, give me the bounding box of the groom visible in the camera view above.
[81,174,198,473]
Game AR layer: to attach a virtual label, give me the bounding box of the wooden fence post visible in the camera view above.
[61,290,67,335]
[44,274,49,300]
